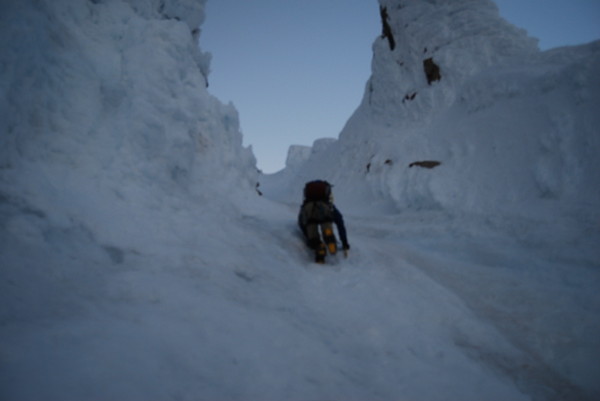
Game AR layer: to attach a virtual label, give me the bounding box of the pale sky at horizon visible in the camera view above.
[200,0,600,173]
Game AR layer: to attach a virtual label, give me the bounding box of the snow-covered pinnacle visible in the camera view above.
[274,0,600,224]
[120,0,212,77]
[285,145,312,169]
[367,0,538,125]
[0,0,257,229]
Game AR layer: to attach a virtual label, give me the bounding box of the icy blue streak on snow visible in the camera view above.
[1,0,600,400]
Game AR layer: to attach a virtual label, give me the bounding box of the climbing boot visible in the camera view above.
[315,243,326,264]
[323,226,337,255]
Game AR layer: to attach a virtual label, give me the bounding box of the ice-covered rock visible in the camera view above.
[274,0,600,223]
[285,145,312,169]
[0,0,258,240]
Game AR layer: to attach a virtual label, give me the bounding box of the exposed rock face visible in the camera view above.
[379,6,396,51]
[362,0,539,126]
[423,57,441,85]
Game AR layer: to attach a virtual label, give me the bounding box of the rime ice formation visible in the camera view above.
[274,0,600,225]
[2,1,599,400]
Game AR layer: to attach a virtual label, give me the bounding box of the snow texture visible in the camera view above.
[273,0,600,225]
[1,0,599,400]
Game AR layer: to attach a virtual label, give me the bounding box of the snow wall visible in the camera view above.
[1,1,599,400]
[0,0,258,244]
[271,0,600,223]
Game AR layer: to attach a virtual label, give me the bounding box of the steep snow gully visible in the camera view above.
[254,181,600,401]
[3,180,598,400]
[2,0,600,400]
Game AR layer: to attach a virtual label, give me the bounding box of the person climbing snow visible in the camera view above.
[298,180,350,263]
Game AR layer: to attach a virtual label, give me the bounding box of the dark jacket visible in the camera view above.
[298,201,349,249]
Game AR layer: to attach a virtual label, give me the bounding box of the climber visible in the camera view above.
[298,180,350,263]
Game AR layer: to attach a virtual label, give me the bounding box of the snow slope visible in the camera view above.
[1,0,599,400]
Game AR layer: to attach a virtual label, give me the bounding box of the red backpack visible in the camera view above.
[303,180,332,202]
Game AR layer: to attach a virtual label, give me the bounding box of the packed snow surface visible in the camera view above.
[1,0,599,400]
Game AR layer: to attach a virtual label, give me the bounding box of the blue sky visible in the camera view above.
[200,0,600,173]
